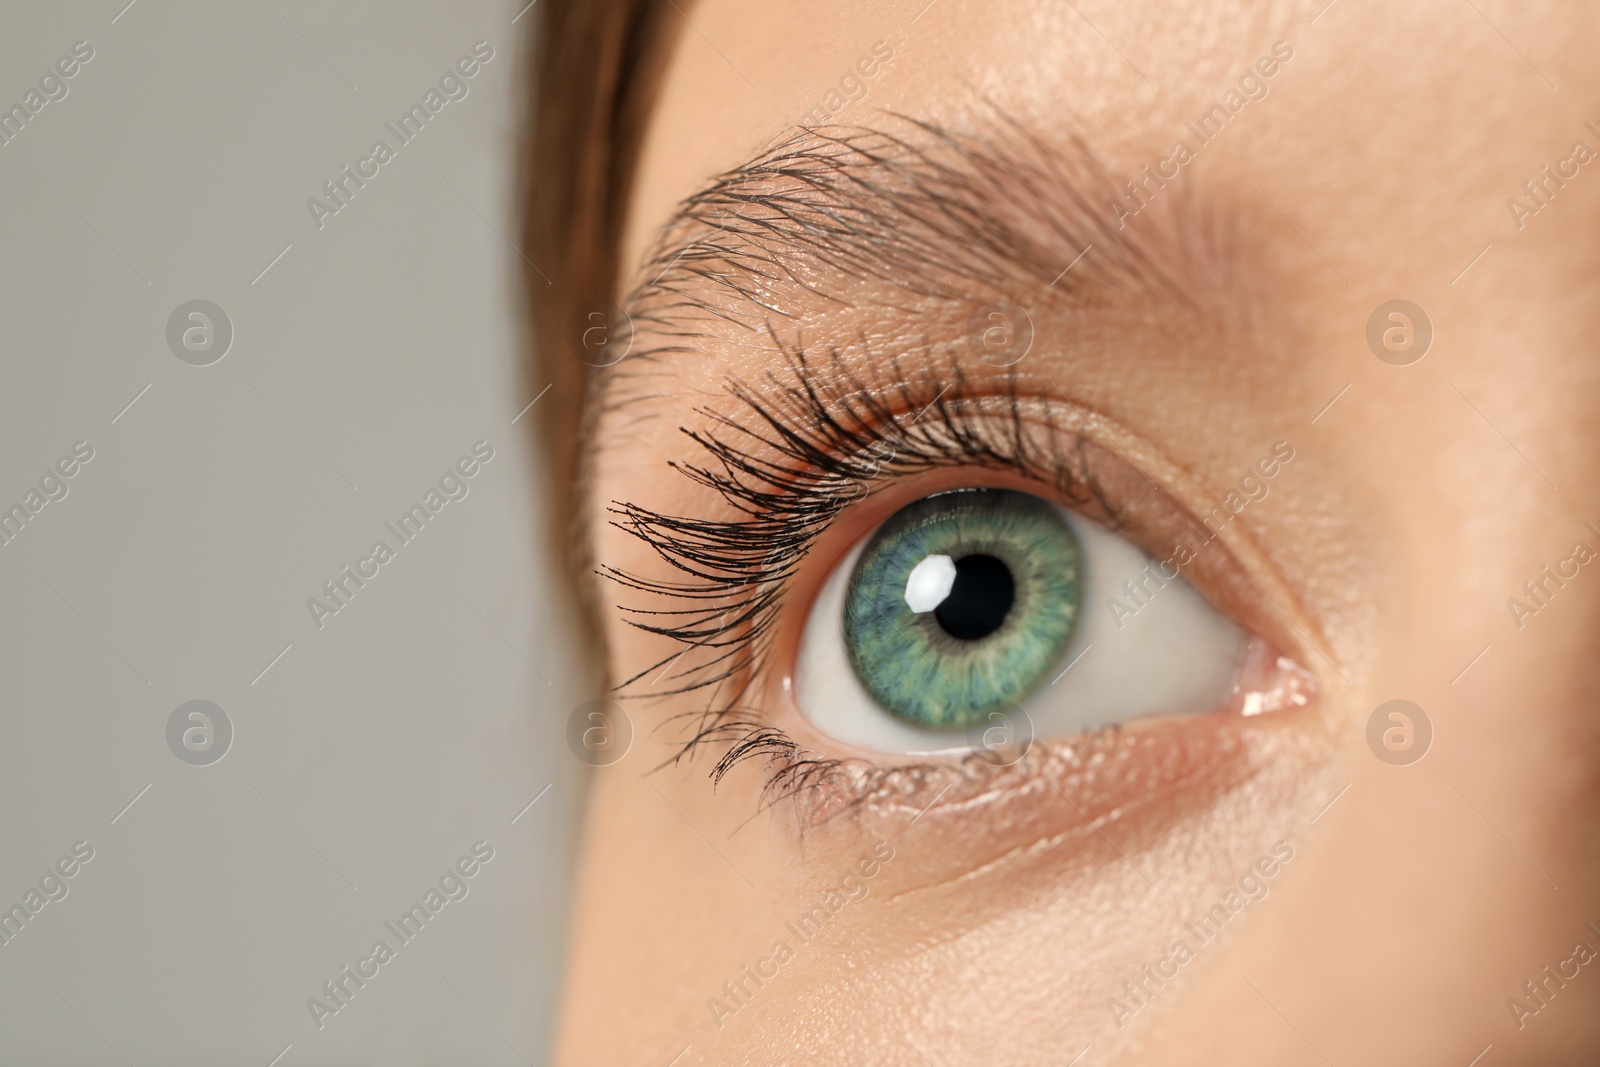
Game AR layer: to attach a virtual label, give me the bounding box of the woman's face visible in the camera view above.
[556,2,1600,1063]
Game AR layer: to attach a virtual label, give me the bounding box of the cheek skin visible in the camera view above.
[564,707,1336,1065]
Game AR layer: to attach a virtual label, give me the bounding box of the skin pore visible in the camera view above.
[553,1,1600,1064]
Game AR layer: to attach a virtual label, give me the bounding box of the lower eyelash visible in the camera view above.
[602,344,1125,808]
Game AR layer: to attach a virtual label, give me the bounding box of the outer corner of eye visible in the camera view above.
[790,486,1310,756]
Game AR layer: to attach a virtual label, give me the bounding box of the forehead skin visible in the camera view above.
[559,2,1600,1065]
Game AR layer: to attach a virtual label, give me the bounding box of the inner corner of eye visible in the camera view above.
[790,486,1287,756]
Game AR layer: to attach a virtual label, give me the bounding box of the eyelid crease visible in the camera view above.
[1023,393,1334,676]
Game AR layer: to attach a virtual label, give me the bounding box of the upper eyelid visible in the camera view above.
[767,403,1328,705]
[1022,401,1327,651]
[599,359,1082,696]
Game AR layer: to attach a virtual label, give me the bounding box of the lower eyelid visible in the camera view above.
[771,707,1303,895]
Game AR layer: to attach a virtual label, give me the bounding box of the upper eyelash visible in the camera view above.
[601,340,1123,810]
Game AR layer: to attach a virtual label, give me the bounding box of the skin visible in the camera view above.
[554,1,1600,1063]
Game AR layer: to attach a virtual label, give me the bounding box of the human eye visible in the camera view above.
[794,483,1302,757]
[604,353,1319,819]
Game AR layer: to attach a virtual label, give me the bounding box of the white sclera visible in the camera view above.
[794,507,1247,754]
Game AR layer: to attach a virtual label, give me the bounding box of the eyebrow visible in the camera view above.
[605,112,1237,382]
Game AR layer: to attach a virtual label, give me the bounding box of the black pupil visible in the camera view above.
[933,554,1014,640]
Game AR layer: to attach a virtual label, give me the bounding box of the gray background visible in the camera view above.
[0,2,588,1063]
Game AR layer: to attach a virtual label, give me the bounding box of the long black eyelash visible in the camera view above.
[601,340,1118,810]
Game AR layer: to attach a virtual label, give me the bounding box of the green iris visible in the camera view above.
[842,489,1082,729]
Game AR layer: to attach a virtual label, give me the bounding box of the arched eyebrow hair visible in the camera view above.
[601,111,1240,387]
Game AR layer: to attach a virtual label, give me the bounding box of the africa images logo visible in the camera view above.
[306,41,495,230]
[306,841,495,1030]
[305,441,495,630]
